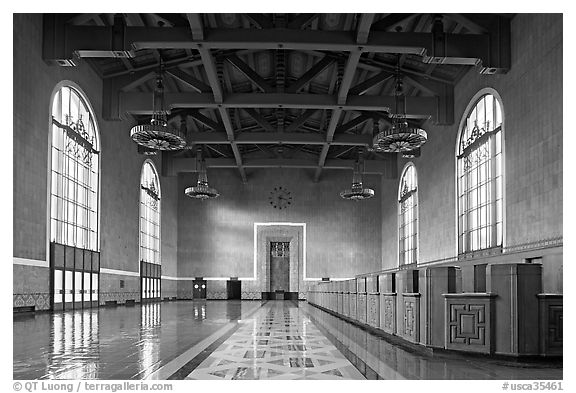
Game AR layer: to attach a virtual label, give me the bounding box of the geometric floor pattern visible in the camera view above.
[186,301,365,380]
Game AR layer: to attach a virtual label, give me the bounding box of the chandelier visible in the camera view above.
[185,148,220,200]
[373,59,427,153]
[130,63,186,151]
[340,150,375,201]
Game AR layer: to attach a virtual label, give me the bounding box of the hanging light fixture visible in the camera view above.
[130,62,186,151]
[402,147,421,159]
[340,150,375,201]
[373,57,427,153]
[185,147,220,200]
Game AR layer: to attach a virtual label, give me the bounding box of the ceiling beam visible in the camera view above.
[356,13,375,44]
[337,51,362,105]
[314,107,343,182]
[205,144,229,158]
[66,13,101,25]
[197,44,246,182]
[285,109,318,132]
[186,13,204,40]
[288,14,319,29]
[43,22,505,71]
[360,57,455,85]
[286,56,335,93]
[119,92,438,119]
[243,108,276,132]
[226,55,275,93]
[443,13,488,34]
[244,14,273,29]
[168,157,393,176]
[197,47,223,103]
[220,107,247,183]
[334,114,371,134]
[403,75,437,96]
[183,131,372,146]
[165,68,212,93]
[182,109,223,130]
[371,13,418,31]
[348,72,393,96]
[102,68,157,119]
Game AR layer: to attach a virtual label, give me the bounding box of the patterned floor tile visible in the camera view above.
[185,301,365,380]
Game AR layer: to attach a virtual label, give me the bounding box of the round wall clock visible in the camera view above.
[268,186,293,209]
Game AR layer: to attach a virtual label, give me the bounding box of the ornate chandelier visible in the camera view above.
[130,63,186,151]
[185,147,220,200]
[373,59,427,153]
[340,150,375,201]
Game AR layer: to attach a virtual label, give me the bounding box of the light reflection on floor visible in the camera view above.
[13,301,259,379]
[13,300,563,380]
[186,301,364,380]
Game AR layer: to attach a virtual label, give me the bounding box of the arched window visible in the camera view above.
[140,161,161,300]
[398,163,418,266]
[50,85,100,250]
[457,92,503,254]
[50,84,100,310]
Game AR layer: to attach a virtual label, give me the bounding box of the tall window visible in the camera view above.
[50,85,100,250]
[398,164,418,266]
[140,161,161,301]
[457,92,503,254]
[140,162,161,264]
[50,84,100,310]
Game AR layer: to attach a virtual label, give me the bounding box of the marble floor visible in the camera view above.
[13,300,562,380]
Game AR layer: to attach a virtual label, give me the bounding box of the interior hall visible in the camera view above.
[12,13,563,381]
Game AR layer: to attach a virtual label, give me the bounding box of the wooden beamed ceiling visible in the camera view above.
[43,13,512,182]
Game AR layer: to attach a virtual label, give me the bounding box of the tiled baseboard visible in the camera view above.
[13,293,50,311]
[100,291,140,305]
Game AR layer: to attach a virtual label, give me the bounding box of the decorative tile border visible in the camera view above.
[207,291,227,300]
[241,291,262,300]
[504,236,563,254]
[13,293,50,311]
[161,290,178,299]
[100,291,140,305]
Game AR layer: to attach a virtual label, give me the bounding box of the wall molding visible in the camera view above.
[13,257,49,268]
[503,236,563,254]
[370,236,563,277]
[100,268,139,277]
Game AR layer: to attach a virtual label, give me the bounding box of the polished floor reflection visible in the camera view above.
[13,301,261,379]
[186,301,364,380]
[14,300,562,380]
[302,303,563,380]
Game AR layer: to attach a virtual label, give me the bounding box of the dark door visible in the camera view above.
[193,280,207,299]
[270,242,290,294]
[227,280,241,299]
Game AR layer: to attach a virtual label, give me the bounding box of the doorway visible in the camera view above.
[51,242,99,311]
[270,242,290,299]
[255,224,304,301]
[193,279,207,299]
[227,280,241,300]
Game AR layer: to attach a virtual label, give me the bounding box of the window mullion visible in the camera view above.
[490,134,498,248]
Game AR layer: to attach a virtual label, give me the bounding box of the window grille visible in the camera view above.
[140,162,161,265]
[398,164,418,265]
[457,93,503,254]
[50,86,99,251]
[271,242,290,257]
